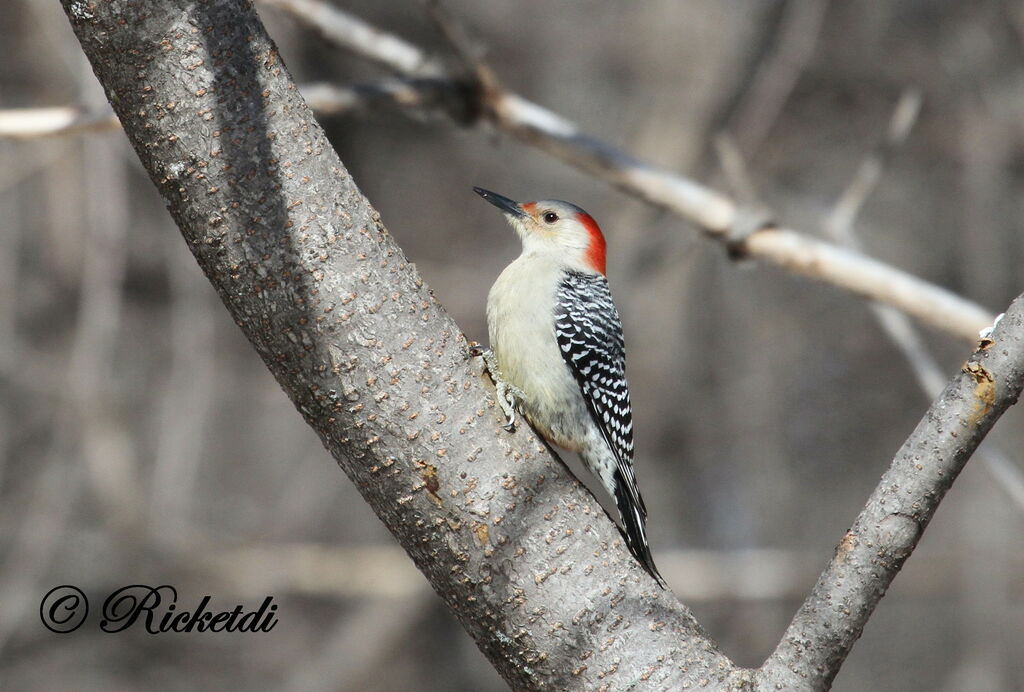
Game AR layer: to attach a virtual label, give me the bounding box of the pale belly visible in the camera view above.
[486,258,592,451]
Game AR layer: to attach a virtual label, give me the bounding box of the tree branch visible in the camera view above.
[0,106,119,138]
[0,79,463,138]
[260,0,995,344]
[761,300,1024,689]
[261,0,446,77]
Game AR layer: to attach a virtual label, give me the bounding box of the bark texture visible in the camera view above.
[59,0,730,689]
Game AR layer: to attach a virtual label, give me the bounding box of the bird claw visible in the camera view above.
[495,380,522,432]
[471,345,523,432]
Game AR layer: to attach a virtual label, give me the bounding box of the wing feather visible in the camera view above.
[554,271,645,517]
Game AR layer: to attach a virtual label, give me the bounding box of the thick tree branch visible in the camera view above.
[260,0,995,344]
[59,1,731,689]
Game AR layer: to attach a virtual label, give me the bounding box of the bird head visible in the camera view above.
[473,187,606,275]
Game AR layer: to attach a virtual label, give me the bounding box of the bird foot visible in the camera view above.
[469,343,523,431]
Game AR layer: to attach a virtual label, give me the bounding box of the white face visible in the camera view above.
[474,188,606,274]
[508,199,594,259]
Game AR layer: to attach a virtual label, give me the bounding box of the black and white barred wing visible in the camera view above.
[553,271,645,515]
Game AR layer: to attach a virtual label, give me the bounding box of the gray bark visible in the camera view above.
[60,0,1024,690]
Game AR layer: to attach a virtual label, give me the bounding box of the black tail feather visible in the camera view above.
[613,469,666,589]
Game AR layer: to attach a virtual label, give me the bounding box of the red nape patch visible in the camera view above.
[577,212,606,275]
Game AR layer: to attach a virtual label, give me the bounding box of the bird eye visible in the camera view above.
[543,211,558,223]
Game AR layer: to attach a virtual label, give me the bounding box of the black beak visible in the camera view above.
[473,187,527,218]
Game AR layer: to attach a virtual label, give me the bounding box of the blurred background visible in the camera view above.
[2,0,1024,690]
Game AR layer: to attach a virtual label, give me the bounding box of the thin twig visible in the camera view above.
[0,80,465,139]
[0,106,119,138]
[301,78,462,117]
[726,0,829,155]
[0,141,21,487]
[824,89,924,245]
[149,238,217,547]
[714,133,764,209]
[822,89,1024,511]
[260,0,445,76]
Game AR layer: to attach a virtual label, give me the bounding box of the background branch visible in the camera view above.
[822,89,1024,510]
[0,106,119,138]
[0,79,464,138]
[14,3,1001,343]
[261,0,995,344]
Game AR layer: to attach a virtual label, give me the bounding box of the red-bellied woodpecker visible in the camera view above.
[472,186,665,588]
